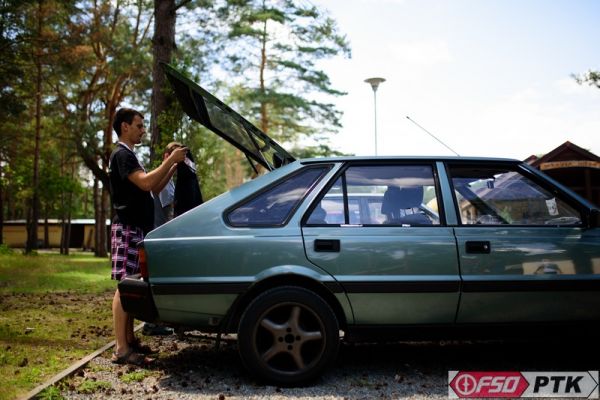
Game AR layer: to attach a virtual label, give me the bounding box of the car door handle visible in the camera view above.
[465,241,491,254]
[314,239,340,252]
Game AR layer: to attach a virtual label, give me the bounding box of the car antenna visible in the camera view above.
[406,116,460,156]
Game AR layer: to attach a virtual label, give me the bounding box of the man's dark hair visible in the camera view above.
[113,108,144,137]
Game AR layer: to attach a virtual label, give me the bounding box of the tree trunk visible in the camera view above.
[26,0,44,254]
[93,178,100,256]
[150,0,177,162]
[0,161,3,245]
[259,18,268,134]
[64,214,71,255]
[60,219,67,254]
[43,207,49,248]
[97,186,109,257]
[62,162,75,255]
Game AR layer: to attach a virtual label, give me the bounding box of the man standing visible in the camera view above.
[108,108,186,365]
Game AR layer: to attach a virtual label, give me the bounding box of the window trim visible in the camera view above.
[224,164,332,228]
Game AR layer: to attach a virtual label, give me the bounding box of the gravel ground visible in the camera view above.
[56,331,598,400]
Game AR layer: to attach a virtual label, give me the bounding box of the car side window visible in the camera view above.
[227,167,329,227]
[306,165,440,226]
[448,165,582,226]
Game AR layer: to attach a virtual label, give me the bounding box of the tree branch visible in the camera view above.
[174,0,193,11]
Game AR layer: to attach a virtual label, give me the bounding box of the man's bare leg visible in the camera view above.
[112,289,130,356]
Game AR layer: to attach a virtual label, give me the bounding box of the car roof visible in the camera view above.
[299,156,521,163]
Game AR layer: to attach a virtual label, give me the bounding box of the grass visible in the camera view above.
[0,252,114,294]
[76,378,113,394]
[120,369,151,383]
[0,252,115,400]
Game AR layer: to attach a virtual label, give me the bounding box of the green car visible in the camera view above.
[119,66,600,385]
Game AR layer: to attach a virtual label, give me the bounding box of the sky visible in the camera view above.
[309,0,600,160]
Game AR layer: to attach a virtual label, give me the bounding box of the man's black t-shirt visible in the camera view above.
[109,144,154,234]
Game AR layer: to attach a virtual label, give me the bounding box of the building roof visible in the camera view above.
[528,141,600,168]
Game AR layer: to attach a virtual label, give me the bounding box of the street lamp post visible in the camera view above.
[364,77,385,156]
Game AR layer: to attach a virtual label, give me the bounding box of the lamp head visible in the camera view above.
[365,77,386,92]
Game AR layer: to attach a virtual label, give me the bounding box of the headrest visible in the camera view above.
[397,186,424,209]
[381,186,402,215]
[382,186,424,215]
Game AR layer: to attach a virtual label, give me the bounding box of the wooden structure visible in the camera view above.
[2,219,109,250]
[526,141,600,207]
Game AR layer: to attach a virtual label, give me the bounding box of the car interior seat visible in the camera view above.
[381,186,431,225]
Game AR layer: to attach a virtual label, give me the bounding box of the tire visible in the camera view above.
[237,286,340,385]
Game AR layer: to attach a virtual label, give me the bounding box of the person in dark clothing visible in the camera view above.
[108,108,187,365]
[174,149,203,216]
[152,142,181,229]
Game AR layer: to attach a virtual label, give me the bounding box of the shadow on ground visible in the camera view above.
[141,335,599,399]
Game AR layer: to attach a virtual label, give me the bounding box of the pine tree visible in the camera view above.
[219,0,350,145]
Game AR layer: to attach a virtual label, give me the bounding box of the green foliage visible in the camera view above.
[37,386,65,400]
[0,244,13,255]
[219,0,350,145]
[0,0,29,120]
[290,144,352,159]
[574,70,600,89]
[1,0,353,231]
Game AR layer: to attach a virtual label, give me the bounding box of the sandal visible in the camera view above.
[129,338,158,355]
[111,348,154,366]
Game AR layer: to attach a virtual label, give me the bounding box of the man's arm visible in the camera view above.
[128,147,187,192]
[152,163,177,195]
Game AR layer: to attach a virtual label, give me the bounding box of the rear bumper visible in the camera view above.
[118,274,158,322]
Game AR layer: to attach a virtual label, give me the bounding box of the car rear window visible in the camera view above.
[227,166,330,227]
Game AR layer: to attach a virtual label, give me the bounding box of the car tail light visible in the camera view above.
[138,244,148,279]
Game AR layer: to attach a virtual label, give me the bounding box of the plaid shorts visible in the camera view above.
[111,223,144,281]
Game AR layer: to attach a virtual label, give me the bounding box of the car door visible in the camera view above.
[448,161,600,324]
[301,162,460,325]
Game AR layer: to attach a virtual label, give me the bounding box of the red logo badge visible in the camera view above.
[449,371,529,398]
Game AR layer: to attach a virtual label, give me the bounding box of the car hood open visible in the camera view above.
[163,63,295,172]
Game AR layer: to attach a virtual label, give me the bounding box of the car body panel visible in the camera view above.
[302,226,460,324]
[455,226,600,323]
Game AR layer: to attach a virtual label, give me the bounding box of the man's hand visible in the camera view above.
[128,146,189,192]
[168,146,187,164]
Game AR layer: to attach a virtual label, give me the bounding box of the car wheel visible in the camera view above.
[237,286,339,385]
